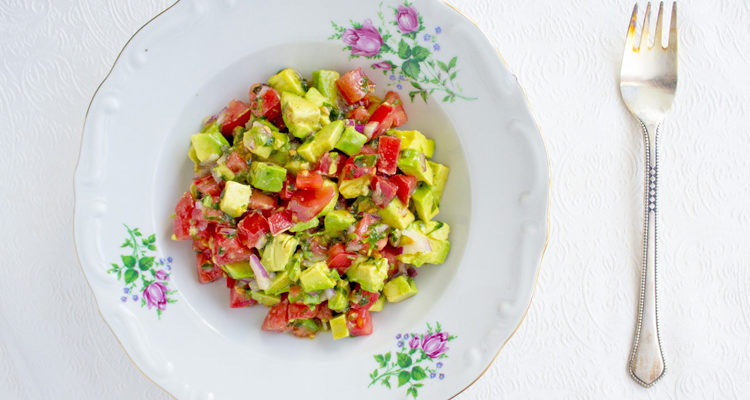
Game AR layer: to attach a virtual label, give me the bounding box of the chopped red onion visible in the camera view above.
[249,254,272,290]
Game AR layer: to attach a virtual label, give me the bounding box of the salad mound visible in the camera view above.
[172,67,450,339]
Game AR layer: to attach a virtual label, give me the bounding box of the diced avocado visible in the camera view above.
[219,181,252,218]
[266,271,292,295]
[267,150,289,166]
[281,92,321,139]
[297,120,345,162]
[346,258,388,292]
[261,233,299,272]
[397,149,433,184]
[318,152,342,176]
[316,180,339,218]
[304,87,331,108]
[425,139,435,158]
[268,68,305,97]
[330,314,349,340]
[250,291,281,306]
[389,129,431,155]
[324,210,356,234]
[354,197,378,214]
[369,295,386,312]
[243,121,274,159]
[213,163,235,181]
[335,126,368,156]
[272,130,289,150]
[312,70,340,103]
[300,262,337,292]
[221,261,254,279]
[188,145,200,164]
[250,162,287,192]
[378,197,415,230]
[412,184,439,222]
[411,220,450,240]
[289,288,325,305]
[427,161,449,202]
[398,238,450,266]
[190,132,226,163]
[383,276,418,303]
[284,157,312,173]
[290,217,319,232]
[294,318,322,334]
[328,280,351,312]
[339,176,371,199]
[286,253,302,282]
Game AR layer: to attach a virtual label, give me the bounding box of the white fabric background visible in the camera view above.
[2,0,749,398]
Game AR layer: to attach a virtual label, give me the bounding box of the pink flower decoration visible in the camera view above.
[372,61,392,70]
[143,282,167,311]
[342,19,383,57]
[396,5,419,33]
[155,269,168,281]
[408,335,420,349]
[421,332,449,359]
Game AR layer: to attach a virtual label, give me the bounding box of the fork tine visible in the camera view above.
[668,2,678,48]
[653,2,664,48]
[640,2,651,50]
[625,3,638,51]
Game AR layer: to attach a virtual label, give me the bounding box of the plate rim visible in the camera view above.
[71,0,551,397]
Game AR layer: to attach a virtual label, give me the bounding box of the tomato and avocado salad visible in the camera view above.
[172,67,450,339]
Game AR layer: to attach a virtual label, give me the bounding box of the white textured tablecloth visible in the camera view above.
[2,0,749,398]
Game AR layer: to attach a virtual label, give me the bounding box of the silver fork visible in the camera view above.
[619,1,678,387]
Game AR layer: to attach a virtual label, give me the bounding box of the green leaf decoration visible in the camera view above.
[147,234,156,243]
[374,354,386,368]
[124,269,138,284]
[410,81,423,90]
[384,352,391,364]
[138,256,155,271]
[397,352,412,368]
[437,60,450,72]
[408,386,418,399]
[402,59,420,79]
[121,255,136,268]
[398,370,411,387]
[450,71,457,80]
[411,46,430,62]
[370,369,378,379]
[420,91,428,103]
[383,376,391,389]
[448,56,457,70]
[147,244,157,251]
[411,366,427,381]
[398,39,411,59]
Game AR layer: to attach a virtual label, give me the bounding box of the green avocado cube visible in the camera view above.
[328,280,351,312]
[243,121,274,159]
[266,271,292,295]
[300,262,337,292]
[346,258,388,292]
[389,129,431,155]
[272,130,289,150]
[286,253,302,282]
[383,276,418,303]
[324,210,356,234]
[290,217,319,233]
[369,295,386,312]
[188,145,200,164]
[250,291,281,306]
[427,161,449,202]
[412,184,439,222]
[312,70,340,103]
[213,163,235,181]
[283,157,312,173]
[219,181,252,218]
[378,197,415,230]
[411,220,450,240]
[339,176,371,199]
[330,314,349,340]
[297,120,344,162]
[268,68,305,97]
[250,162,287,192]
[397,149,433,185]
[261,233,298,272]
[398,238,450,266]
[190,132,226,163]
[304,87,330,108]
[221,261,254,279]
[335,126,368,156]
[425,139,435,158]
[281,92,321,139]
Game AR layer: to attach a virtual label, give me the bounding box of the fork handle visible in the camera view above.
[629,122,666,387]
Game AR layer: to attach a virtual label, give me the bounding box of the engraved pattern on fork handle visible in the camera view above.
[629,122,666,387]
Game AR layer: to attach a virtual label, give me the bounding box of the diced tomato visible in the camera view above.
[193,175,223,198]
[340,155,377,181]
[247,191,276,211]
[316,152,345,177]
[364,103,394,139]
[377,136,401,175]
[173,192,195,240]
[279,175,296,200]
[371,175,398,208]
[336,68,375,104]
[212,227,251,265]
[196,250,223,283]
[287,302,318,320]
[354,213,381,237]
[346,308,373,336]
[261,299,291,332]
[346,106,371,123]
[248,83,282,124]
[237,212,269,249]
[218,100,252,136]
[230,287,257,308]
[288,285,302,301]
[365,94,383,114]
[225,152,247,173]
[315,302,333,321]
[308,236,329,258]
[295,170,323,190]
[390,174,418,205]
[350,285,380,310]
[268,209,295,235]
[380,244,403,276]
[287,184,336,222]
[226,276,237,288]
[384,91,408,127]
[327,243,356,274]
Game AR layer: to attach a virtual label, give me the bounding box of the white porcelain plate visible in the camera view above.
[74,0,548,398]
